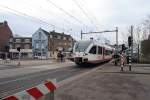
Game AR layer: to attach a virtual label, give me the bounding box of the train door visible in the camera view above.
[88,45,97,62]
[97,46,103,61]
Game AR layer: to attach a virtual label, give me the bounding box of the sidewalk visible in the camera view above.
[55,63,150,100]
[0,59,69,67]
[0,61,75,78]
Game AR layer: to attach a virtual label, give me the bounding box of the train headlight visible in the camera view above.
[83,58,88,62]
[83,53,88,56]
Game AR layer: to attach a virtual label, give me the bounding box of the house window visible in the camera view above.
[35,43,39,49]
[15,39,21,43]
[53,35,57,39]
[57,35,61,39]
[63,37,66,40]
[50,35,53,39]
[15,44,21,48]
[25,39,30,43]
[69,38,72,41]
[9,38,13,42]
[41,43,44,49]
[64,43,67,45]
[9,44,13,49]
[59,42,62,45]
[24,44,30,49]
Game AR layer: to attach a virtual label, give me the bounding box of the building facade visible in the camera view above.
[32,28,49,59]
[0,21,13,58]
[32,28,74,59]
[9,37,32,59]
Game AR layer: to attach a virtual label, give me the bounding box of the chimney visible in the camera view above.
[90,37,93,40]
[4,21,7,26]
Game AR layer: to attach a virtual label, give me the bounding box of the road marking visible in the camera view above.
[0,66,76,85]
[58,64,105,87]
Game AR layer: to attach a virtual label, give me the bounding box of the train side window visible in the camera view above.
[98,46,102,54]
[89,46,96,54]
[105,50,109,55]
[105,50,112,55]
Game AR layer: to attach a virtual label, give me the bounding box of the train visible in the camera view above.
[69,40,115,66]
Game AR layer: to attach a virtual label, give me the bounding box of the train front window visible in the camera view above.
[75,41,91,52]
[89,46,97,54]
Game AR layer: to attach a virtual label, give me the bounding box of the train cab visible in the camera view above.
[70,40,114,66]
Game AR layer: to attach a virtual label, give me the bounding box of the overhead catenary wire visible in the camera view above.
[77,0,103,29]
[0,5,64,31]
[72,0,99,31]
[46,0,88,29]
[23,0,78,30]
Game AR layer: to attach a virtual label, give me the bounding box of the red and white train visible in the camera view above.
[70,40,115,65]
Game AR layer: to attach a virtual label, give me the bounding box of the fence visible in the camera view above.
[2,79,57,100]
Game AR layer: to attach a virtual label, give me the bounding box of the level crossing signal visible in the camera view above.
[121,44,126,52]
[128,36,132,47]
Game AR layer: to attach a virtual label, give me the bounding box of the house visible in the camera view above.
[9,37,32,59]
[0,21,13,58]
[32,28,74,59]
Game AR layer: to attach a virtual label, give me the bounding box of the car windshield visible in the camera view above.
[74,41,91,52]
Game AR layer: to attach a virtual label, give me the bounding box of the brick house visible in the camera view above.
[32,28,74,59]
[9,37,32,59]
[0,21,13,58]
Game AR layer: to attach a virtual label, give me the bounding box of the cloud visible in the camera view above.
[0,0,150,44]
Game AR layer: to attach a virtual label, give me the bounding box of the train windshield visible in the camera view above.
[74,41,91,52]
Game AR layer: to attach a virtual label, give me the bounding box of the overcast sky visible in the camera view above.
[0,0,150,44]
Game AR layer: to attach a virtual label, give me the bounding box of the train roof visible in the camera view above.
[76,40,115,50]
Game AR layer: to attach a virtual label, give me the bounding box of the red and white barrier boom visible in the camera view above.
[2,79,57,100]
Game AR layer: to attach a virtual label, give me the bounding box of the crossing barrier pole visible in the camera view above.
[128,47,132,71]
[120,52,124,71]
[2,79,57,100]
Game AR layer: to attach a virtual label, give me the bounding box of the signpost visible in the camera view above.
[5,45,9,63]
[17,47,21,66]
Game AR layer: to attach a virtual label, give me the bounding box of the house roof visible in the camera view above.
[0,23,3,26]
[40,28,72,38]
[37,28,74,40]
[13,37,32,39]
[41,29,49,36]
[50,30,71,38]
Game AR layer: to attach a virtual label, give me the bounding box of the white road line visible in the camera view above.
[0,67,76,85]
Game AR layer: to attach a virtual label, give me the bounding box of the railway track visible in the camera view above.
[0,65,93,98]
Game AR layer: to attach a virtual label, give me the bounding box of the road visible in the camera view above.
[0,63,96,98]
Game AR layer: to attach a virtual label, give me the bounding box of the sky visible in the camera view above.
[0,0,150,44]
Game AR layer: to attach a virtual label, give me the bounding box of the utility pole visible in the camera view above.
[131,26,134,59]
[81,30,83,40]
[17,47,21,66]
[116,27,119,55]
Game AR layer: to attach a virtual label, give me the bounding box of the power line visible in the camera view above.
[77,0,103,30]
[46,0,88,29]
[0,5,64,30]
[72,0,98,31]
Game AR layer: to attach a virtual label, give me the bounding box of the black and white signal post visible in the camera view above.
[128,26,133,71]
[128,36,132,71]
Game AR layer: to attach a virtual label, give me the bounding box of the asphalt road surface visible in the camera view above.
[0,64,96,98]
